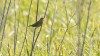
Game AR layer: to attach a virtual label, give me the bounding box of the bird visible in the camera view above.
[28,18,44,27]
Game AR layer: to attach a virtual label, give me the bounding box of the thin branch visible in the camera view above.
[36,0,39,21]
[30,0,39,56]
[15,0,20,53]
[34,25,42,48]
[14,0,17,55]
[0,0,11,51]
[58,0,76,48]
[30,0,49,56]
[47,0,57,55]
[80,0,91,56]
[59,22,77,48]
[77,1,83,56]
[0,0,7,32]
[43,0,49,18]
[19,0,33,56]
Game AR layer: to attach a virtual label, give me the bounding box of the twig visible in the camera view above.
[43,0,49,18]
[77,1,83,56]
[59,0,76,49]
[14,0,17,55]
[0,0,7,32]
[30,0,39,56]
[30,0,50,55]
[0,0,11,51]
[15,0,20,54]
[80,0,91,56]
[33,25,42,48]
[47,0,56,55]
[19,0,33,56]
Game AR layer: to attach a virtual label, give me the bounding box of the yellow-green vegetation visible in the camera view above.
[0,0,100,56]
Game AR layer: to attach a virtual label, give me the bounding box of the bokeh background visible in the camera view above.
[0,0,100,56]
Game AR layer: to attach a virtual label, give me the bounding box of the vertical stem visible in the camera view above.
[14,0,17,55]
[19,0,33,56]
[0,0,11,51]
[0,0,7,32]
[30,0,39,56]
[80,0,91,56]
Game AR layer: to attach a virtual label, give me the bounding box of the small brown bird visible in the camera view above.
[28,18,44,27]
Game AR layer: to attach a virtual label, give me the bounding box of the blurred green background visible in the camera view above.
[0,0,100,56]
